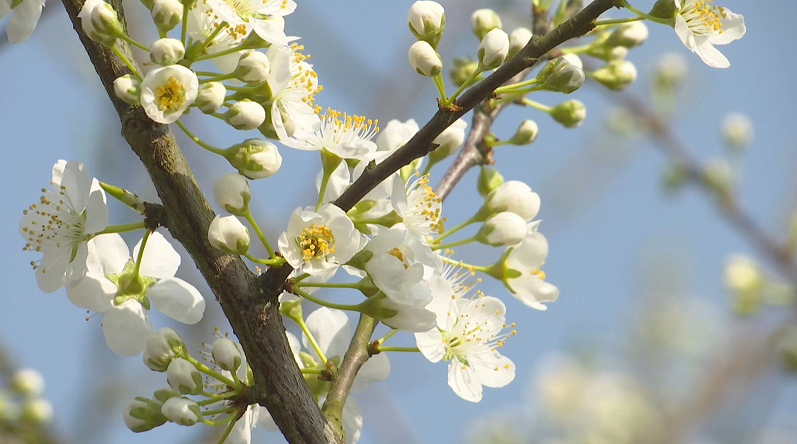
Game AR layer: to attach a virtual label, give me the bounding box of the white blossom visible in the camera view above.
[235,51,271,83]
[140,65,198,124]
[503,221,559,310]
[151,0,182,32]
[208,215,250,254]
[408,1,445,40]
[265,44,322,141]
[471,8,501,39]
[206,0,296,46]
[673,0,745,68]
[196,82,226,114]
[225,100,267,131]
[478,28,509,69]
[113,74,141,105]
[0,0,45,43]
[479,180,540,221]
[476,212,527,246]
[21,160,108,293]
[391,173,444,238]
[282,108,378,160]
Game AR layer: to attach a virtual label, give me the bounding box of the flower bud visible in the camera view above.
[10,369,44,397]
[478,180,540,221]
[724,254,764,316]
[226,139,283,179]
[587,43,628,61]
[21,399,53,424]
[429,118,467,164]
[477,166,504,197]
[143,328,185,372]
[449,56,482,87]
[508,27,532,60]
[721,113,753,150]
[166,358,203,395]
[590,60,637,91]
[408,1,445,46]
[703,158,732,195]
[606,21,648,48]
[560,53,583,69]
[211,338,244,373]
[213,173,251,216]
[550,100,586,128]
[79,0,118,45]
[471,8,502,40]
[476,212,527,246]
[224,100,266,130]
[537,57,585,94]
[654,53,688,89]
[196,82,226,114]
[124,397,167,432]
[408,41,442,77]
[90,1,124,40]
[113,74,141,105]
[151,0,183,33]
[150,38,185,66]
[234,51,271,83]
[208,215,250,254]
[507,119,538,145]
[478,28,509,69]
[161,397,201,426]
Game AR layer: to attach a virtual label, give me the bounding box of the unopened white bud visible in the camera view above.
[590,60,637,91]
[143,328,185,372]
[550,100,586,128]
[90,2,123,39]
[721,113,753,150]
[471,8,502,40]
[150,38,185,66]
[478,28,509,69]
[196,82,226,114]
[113,74,141,105]
[429,118,467,163]
[225,100,266,131]
[226,139,283,179]
[479,181,540,221]
[124,398,167,432]
[79,0,118,45]
[477,212,527,246]
[211,338,244,373]
[161,397,201,426]
[560,53,583,69]
[213,173,251,216]
[654,53,688,88]
[11,369,44,397]
[507,120,539,145]
[508,27,532,59]
[408,41,442,77]
[208,215,250,255]
[607,21,648,48]
[725,254,765,315]
[21,399,53,424]
[166,358,203,395]
[408,1,445,45]
[537,56,585,94]
[235,51,271,83]
[151,0,183,33]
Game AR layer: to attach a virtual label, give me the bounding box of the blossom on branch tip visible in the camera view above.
[140,65,198,124]
[408,0,445,46]
[151,0,182,33]
[0,0,45,44]
[671,0,746,68]
[21,160,108,293]
[78,0,119,45]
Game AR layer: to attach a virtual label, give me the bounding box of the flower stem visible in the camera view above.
[560,44,591,54]
[378,346,419,352]
[119,34,149,52]
[202,412,238,427]
[616,0,671,24]
[185,355,239,389]
[195,42,247,62]
[202,406,236,416]
[446,63,484,105]
[197,391,241,406]
[176,120,229,156]
[244,252,285,266]
[522,98,553,113]
[110,45,142,79]
[494,77,540,95]
[432,72,448,103]
[181,4,189,46]
[95,221,146,235]
[594,16,646,26]
[293,288,363,313]
[244,212,276,258]
[132,230,151,277]
[186,21,229,63]
[431,236,477,251]
[199,73,236,84]
[301,367,324,374]
[376,328,398,345]
[434,217,476,243]
[296,281,363,290]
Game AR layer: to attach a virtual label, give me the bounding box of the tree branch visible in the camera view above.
[59,1,335,443]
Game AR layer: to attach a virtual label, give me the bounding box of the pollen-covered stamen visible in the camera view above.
[387,247,410,269]
[443,296,517,365]
[289,43,322,105]
[21,182,87,273]
[530,261,547,280]
[440,250,480,299]
[681,0,727,35]
[404,172,445,235]
[155,77,187,112]
[296,224,335,262]
[317,107,380,144]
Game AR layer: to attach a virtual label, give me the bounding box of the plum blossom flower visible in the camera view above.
[140,65,199,124]
[283,108,379,160]
[415,290,516,402]
[266,43,322,141]
[66,232,206,356]
[206,0,295,46]
[20,160,107,292]
[0,0,45,43]
[502,221,559,310]
[391,173,444,239]
[673,0,745,68]
[277,204,361,276]
[187,1,242,73]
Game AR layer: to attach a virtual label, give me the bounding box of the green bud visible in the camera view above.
[507,120,539,145]
[449,57,482,87]
[477,166,504,197]
[91,2,125,39]
[537,57,585,94]
[550,100,586,128]
[124,397,167,432]
[589,60,638,91]
[648,0,678,23]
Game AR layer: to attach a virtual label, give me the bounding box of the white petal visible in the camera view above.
[102,300,152,356]
[693,39,730,68]
[134,231,180,279]
[342,397,363,444]
[0,0,11,20]
[470,347,515,388]
[351,353,389,392]
[83,187,108,234]
[66,272,116,312]
[7,0,44,44]
[227,408,254,444]
[50,160,67,185]
[303,307,351,359]
[87,233,130,275]
[35,245,70,293]
[149,277,206,324]
[60,161,90,213]
[415,329,445,363]
[447,359,482,402]
[708,9,745,45]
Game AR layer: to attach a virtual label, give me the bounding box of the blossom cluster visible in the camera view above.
[8,0,750,441]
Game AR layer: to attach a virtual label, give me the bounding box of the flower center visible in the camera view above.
[287,43,322,110]
[155,77,187,112]
[387,247,410,269]
[319,107,380,146]
[225,0,256,20]
[405,173,445,235]
[297,224,335,262]
[22,183,87,273]
[681,0,727,35]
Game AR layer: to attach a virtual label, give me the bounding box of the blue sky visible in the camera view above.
[1,0,796,443]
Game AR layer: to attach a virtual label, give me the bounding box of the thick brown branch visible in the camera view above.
[60,1,335,442]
